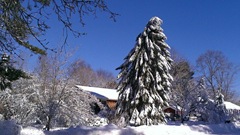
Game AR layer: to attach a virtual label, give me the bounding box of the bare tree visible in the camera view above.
[68,59,96,86]
[68,58,117,88]
[34,51,104,130]
[95,69,117,88]
[196,50,238,101]
[34,51,69,130]
[0,0,118,55]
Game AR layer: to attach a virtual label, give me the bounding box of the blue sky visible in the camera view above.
[30,0,240,90]
[68,0,240,72]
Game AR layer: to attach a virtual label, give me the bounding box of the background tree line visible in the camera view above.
[171,50,239,103]
[170,50,239,123]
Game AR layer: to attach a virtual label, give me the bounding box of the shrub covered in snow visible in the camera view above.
[0,77,106,130]
[196,90,228,123]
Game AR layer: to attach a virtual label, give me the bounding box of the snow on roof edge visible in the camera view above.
[76,85,119,101]
[224,101,240,110]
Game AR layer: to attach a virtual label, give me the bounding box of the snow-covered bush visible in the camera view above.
[0,78,37,126]
[50,86,105,127]
[227,110,240,122]
[98,107,114,122]
[31,52,107,130]
[0,76,106,130]
[33,82,106,130]
[196,90,228,123]
[89,117,108,127]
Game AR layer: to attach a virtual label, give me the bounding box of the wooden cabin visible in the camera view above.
[75,85,183,114]
[76,85,118,110]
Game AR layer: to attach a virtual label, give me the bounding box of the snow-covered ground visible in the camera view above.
[19,122,240,135]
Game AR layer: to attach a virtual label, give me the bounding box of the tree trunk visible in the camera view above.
[45,116,52,131]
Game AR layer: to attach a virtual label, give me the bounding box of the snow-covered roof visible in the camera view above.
[224,101,240,110]
[76,85,240,110]
[163,104,182,111]
[76,85,119,101]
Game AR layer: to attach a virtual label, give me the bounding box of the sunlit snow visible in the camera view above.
[19,122,240,135]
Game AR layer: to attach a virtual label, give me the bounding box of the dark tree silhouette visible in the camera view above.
[0,0,118,55]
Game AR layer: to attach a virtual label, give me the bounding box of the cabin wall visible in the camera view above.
[106,100,117,110]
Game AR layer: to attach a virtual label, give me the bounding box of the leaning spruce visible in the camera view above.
[115,17,173,126]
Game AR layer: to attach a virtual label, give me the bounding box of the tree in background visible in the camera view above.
[95,69,117,88]
[68,58,117,88]
[68,59,96,86]
[0,0,118,55]
[115,17,173,126]
[170,57,195,122]
[196,50,238,101]
[0,53,28,90]
[170,51,210,123]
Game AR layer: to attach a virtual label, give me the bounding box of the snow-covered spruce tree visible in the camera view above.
[115,17,173,126]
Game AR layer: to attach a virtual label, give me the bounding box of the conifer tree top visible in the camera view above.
[147,17,163,32]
